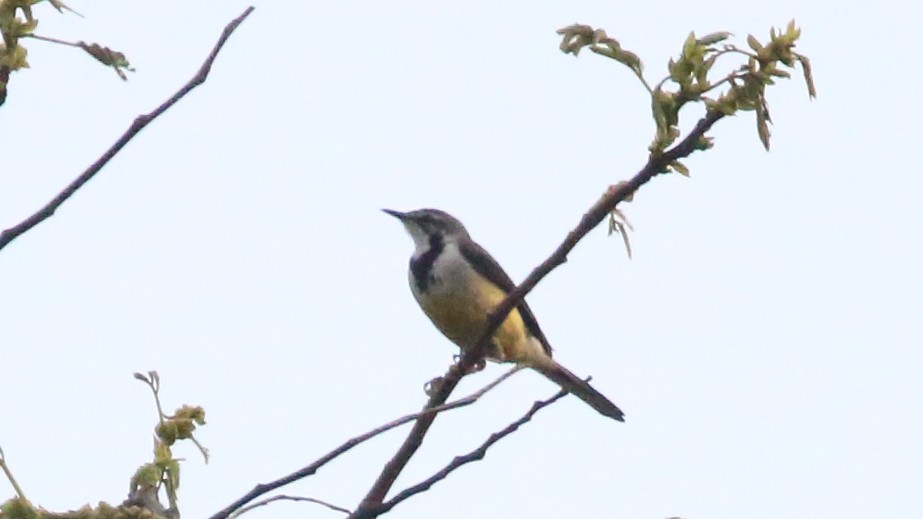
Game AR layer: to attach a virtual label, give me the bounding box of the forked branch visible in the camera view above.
[0,6,256,252]
[373,388,569,516]
[210,21,811,519]
[209,366,524,519]
[350,108,725,519]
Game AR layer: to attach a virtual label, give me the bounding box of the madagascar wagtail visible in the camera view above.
[384,208,624,421]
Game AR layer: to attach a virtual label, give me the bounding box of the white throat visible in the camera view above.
[402,223,462,259]
[403,223,432,257]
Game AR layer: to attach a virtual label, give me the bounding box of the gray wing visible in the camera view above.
[458,239,553,356]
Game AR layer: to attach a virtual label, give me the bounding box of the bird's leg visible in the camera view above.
[424,376,444,396]
[452,352,487,374]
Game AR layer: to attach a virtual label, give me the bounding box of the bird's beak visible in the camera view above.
[382,208,407,220]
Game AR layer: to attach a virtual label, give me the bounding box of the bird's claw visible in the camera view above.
[424,376,444,396]
[452,353,487,375]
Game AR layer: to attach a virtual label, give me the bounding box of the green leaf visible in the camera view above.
[154,438,172,463]
[46,0,84,17]
[746,34,763,53]
[615,47,643,75]
[668,57,693,86]
[582,28,645,77]
[77,41,135,80]
[0,45,28,70]
[756,104,771,150]
[697,31,732,46]
[591,43,643,76]
[670,160,690,176]
[786,19,801,40]
[767,68,791,78]
[694,135,715,151]
[797,54,817,98]
[156,421,178,444]
[651,86,669,138]
[10,17,37,38]
[131,463,162,488]
[713,92,739,116]
[1,498,38,519]
[682,31,697,60]
[166,460,181,490]
[556,24,594,55]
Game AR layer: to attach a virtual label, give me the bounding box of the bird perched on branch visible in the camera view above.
[384,208,624,421]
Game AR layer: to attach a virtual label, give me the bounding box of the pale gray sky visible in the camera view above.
[2,1,920,518]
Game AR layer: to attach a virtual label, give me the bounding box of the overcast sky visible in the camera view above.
[2,1,920,518]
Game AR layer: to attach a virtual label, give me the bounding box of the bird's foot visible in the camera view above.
[452,353,486,374]
[424,376,444,396]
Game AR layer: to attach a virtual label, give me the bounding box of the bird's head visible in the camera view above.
[383,208,469,253]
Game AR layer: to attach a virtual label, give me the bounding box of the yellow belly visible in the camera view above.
[417,270,530,363]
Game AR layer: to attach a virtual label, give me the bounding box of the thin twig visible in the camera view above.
[374,389,569,516]
[229,495,351,518]
[207,366,523,519]
[470,109,726,368]
[0,65,9,106]
[350,109,726,518]
[0,445,27,501]
[0,6,256,252]
[134,371,166,425]
[22,33,82,47]
[351,363,468,516]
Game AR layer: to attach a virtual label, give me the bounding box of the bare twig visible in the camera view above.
[0,65,9,106]
[352,363,468,516]
[350,109,725,518]
[0,6,255,252]
[374,388,569,516]
[22,33,82,47]
[229,495,351,518]
[134,371,166,426]
[208,366,523,519]
[470,108,725,370]
[0,445,27,501]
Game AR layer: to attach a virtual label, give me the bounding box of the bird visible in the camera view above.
[384,208,624,421]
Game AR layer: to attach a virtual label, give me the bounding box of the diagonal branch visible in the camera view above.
[0,445,27,501]
[351,109,725,518]
[373,388,569,516]
[350,363,468,518]
[0,6,256,253]
[208,366,523,519]
[0,65,9,107]
[229,494,351,517]
[469,109,725,371]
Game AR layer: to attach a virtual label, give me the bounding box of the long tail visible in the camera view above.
[537,361,625,422]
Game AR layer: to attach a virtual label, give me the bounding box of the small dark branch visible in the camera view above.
[352,363,469,515]
[0,65,10,106]
[123,486,175,519]
[229,495,351,517]
[470,108,726,371]
[208,367,522,519]
[349,109,725,518]
[373,389,569,516]
[0,6,255,253]
[209,378,455,519]
[0,445,27,501]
